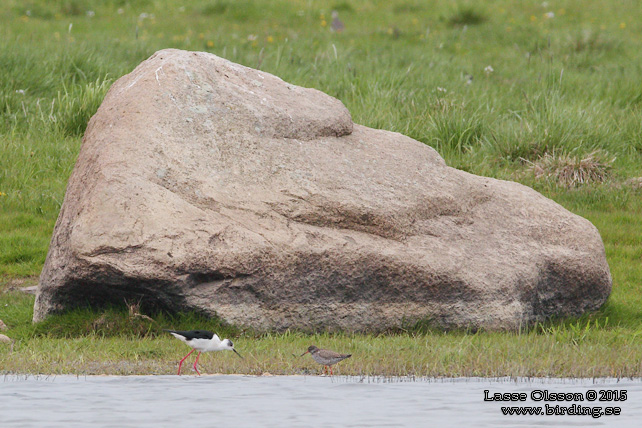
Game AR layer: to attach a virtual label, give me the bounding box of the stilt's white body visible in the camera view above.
[165,329,242,375]
[169,332,229,352]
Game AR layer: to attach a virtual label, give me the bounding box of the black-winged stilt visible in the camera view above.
[165,329,242,375]
[301,345,351,375]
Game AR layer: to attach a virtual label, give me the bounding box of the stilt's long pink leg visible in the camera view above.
[177,349,195,375]
[193,351,202,376]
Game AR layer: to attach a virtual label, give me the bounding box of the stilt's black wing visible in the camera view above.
[165,330,214,340]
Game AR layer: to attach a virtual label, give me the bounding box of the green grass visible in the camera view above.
[2,287,642,377]
[1,0,642,376]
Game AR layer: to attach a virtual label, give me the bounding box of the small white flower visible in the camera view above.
[86,10,95,18]
[437,87,447,93]
[247,34,258,41]
[16,89,26,95]
[139,12,149,20]
[117,8,124,14]
[484,65,494,75]
[545,11,555,19]
[542,2,549,7]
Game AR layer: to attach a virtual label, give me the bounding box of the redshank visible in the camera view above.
[165,329,242,375]
[301,345,351,375]
[331,10,345,33]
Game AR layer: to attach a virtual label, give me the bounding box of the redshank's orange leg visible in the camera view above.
[193,351,202,376]
[178,349,195,375]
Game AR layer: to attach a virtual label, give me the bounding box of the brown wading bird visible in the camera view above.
[331,10,345,33]
[301,345,351,375]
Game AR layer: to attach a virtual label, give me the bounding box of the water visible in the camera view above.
[2,375,641,427]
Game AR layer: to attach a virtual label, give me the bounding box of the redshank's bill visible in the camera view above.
[301,345,351,375]
[165,329,242,375]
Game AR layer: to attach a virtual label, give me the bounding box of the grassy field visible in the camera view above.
[1,0,642,376]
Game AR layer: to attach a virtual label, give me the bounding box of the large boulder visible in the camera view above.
[34,49,612,331]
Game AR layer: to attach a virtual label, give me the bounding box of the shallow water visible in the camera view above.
[2,375,640,427]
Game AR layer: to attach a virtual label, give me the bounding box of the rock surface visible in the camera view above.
[34,49,612,331]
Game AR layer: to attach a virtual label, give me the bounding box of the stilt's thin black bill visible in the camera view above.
[233,349,243,359]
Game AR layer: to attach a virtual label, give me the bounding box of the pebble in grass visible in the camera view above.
[0,334,14,352]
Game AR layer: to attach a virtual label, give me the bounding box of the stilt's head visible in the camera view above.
[222,339,243,359]
[301,345,319,356]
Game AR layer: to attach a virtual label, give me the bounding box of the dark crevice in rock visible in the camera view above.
[86,244,143,257]
[267,200,408,242]
[187,271,251,286]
